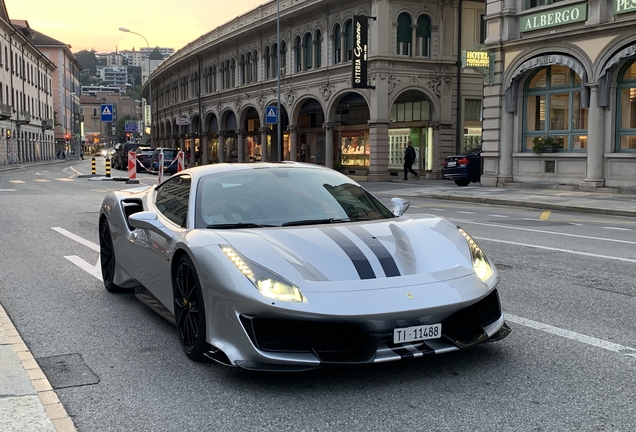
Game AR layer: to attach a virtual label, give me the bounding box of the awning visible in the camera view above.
[598,43,636,107]
[505,54,589,113]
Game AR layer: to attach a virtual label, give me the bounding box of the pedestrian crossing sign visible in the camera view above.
[266,106,278,125]
[100,104,113,122]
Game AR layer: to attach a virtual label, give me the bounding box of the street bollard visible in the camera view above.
[91,157,96,175]
[126,150,139,184]
[105,158,111,178]
[177,151,185,172]
[158,152,164,184]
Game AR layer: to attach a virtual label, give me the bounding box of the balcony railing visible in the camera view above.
[0,103,11,120]
[16,111,31,125]
[42,118,54,129]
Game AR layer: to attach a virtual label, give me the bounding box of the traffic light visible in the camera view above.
[126,133,131,141]
[65,134,70,143]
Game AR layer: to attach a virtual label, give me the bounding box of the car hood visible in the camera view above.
[210,215,478,291]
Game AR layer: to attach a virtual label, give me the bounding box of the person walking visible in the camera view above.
[403,140,419,180]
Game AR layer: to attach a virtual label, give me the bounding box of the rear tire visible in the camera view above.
[455,179,470,187]
[173,255,208,362]
[99,220,124,292]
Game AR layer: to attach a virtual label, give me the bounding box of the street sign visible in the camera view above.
[100,104,113,122]
[144,105,151,127]
[175,117,190,126]
[266,106,278,125]
[125,121,138,132]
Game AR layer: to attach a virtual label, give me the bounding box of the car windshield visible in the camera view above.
[195,167,395,228]
[159,150,178,159]
[464,146,482,155]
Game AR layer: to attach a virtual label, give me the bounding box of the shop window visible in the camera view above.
[616,60,636,151]
[390,101,430,122]
[397,13,412,56]
[416,15,431,57]
[523,65,588,152]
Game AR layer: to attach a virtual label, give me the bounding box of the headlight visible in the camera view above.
[458,228,493,283]
[222,247,304,302]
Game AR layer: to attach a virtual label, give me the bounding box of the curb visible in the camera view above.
[0,305,76,432]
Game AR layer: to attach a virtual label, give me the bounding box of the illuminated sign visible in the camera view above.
[520,3,587,32]
[144,105,151,127]
[615,0,636,14]
[463,51,490,68]
[352,15,371,89]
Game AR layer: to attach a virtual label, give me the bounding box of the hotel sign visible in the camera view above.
[615,0,636,14]
[520,3,587,32]
[463,51,490,68]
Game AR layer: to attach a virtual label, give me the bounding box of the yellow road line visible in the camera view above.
[540,210,551,220]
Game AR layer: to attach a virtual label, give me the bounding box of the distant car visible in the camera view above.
[442,146,482,186]
[113,143,142,170]
[151,148,179,174]
[98,162,510,370]
[135,147,154,173]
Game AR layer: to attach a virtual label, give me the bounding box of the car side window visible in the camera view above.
[155,175,191,228]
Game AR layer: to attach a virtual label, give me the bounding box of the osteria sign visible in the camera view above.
[615,0,636,14]
[520,3,587,32]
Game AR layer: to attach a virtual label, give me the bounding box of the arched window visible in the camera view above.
[524,65,588,152]
[253,50,258,82]
[272,43,279,78]
[280,41,287,73]
[315,30,322,68]
[241,54,246,85]
[397,13,412,56]
[246,52,252,83]
[295,36,302,72]
[416,15,431,57]
[344,20,353,61]
[212,65,217,92]
[304,33,313,70]
[230,58,236,87]
[225,60,231,89]
[220,62,226,90]
[333,24,341,64]
[204,68,209,93]
[265,46,271,79]
[617,59,636,151]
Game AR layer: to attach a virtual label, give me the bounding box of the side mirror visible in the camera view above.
[390,197,410,216]
[128,211,173,239]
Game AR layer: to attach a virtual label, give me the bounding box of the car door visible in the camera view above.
[132,174,191,310]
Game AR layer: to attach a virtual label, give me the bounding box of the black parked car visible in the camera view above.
[135,147,154,173]
[112,143,142,170]
[442,146,482,186]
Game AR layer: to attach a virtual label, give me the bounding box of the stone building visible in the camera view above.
[145,0,486,180]
[483,0,636,189]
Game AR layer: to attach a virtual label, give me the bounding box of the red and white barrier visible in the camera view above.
[177,151,185,172]
[158,151,164,184]
[127,151,137,180]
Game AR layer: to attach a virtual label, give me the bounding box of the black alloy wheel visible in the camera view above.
[99,220,122,292]
[173,255,208,361]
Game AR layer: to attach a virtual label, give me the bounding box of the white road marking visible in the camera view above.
[34,179,50,183]
[51,227,100,252]
[451,218,636,246]
[488,215,508,218]
[64,256,102,281]
[456,211,476,214]
[603,227,632,231]
[506,314,636,358]
[10,180,25,184]
[431,208,446,211]
[0,189,17,192]
[475,236,636,263]
[56,178,75,182]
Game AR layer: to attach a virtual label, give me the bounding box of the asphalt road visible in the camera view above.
[1,160,635,432]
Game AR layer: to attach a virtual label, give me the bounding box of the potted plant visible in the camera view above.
[532,135,559,153]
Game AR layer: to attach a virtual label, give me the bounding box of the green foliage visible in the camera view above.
[74,49,97,75]
[332,161,342,171]
[532,135,558,153]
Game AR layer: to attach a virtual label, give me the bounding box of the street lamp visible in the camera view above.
[119,27,153,149]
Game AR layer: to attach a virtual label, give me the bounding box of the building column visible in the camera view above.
[498,94,514,184]
[288,125,298,161]
[236,129,245,163]
[202,133,209,165]
[259,127,269,162]
[218,131,225,163]
[580,84,605,188]
[368,121,391,182]
[323,122,336,169]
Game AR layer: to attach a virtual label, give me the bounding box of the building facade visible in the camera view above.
[145,0,486,179]
[0,13,56,165]
[483,0,636,189]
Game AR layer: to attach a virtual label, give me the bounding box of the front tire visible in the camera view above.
[99,220,123,292]
[173,255,208,362]
[455,179,470,187]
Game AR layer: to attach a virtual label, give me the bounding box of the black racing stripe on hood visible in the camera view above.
[320,228,376,280]
[346,225,401,278]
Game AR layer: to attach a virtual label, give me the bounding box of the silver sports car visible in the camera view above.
[99,162,510,371]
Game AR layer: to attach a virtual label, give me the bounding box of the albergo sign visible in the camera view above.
[352,15,371,89]
[520,3,587,32]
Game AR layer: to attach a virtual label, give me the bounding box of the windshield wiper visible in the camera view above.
[282,218,368,227]
[206,223,276,229]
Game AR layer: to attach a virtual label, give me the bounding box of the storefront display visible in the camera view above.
[389,128,421,170]
[341,130,370,167]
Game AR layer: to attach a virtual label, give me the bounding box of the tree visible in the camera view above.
[149,47,163,60]
[116,115,138,142]
[74,50,98,75]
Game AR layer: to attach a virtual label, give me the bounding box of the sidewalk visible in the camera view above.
[1,159,635,432]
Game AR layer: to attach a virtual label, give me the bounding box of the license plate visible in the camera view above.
[394,324,442,344]
[447,161,457,167]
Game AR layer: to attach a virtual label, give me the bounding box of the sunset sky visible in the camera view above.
[5,0,266,54]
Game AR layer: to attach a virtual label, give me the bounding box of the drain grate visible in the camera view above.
[36,353,100,389]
